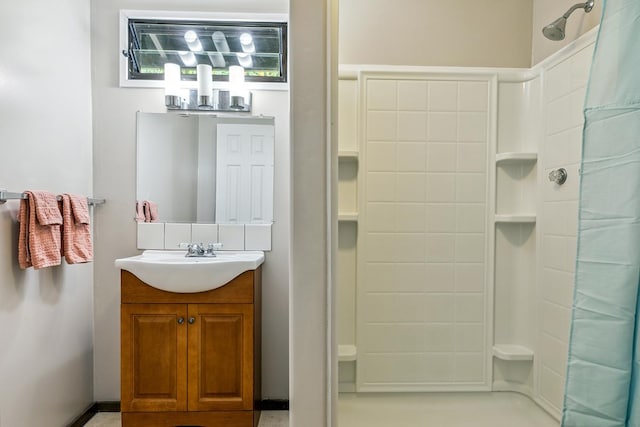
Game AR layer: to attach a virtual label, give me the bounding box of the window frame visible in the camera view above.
[119,10,289,90]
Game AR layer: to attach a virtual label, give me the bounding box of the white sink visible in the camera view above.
[114,250,265,293]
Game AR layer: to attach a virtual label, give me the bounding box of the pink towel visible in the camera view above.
[61,194,93,264]
[135,201,145,222]
[18,191,62,269]
[143,200,159,223]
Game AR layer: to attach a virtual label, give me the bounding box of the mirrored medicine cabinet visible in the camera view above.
[136,111,275,225]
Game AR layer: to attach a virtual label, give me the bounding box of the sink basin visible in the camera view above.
[115,250,265,293]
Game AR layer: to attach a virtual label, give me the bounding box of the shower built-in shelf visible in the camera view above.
[338,212,359,222]
[338,344,357,362]
[338,150,359,161]
[496,152,538,164]
[494,214,536,224]
[493,344,534,361]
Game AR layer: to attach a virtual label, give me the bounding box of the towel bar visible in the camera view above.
[0,190,106,206]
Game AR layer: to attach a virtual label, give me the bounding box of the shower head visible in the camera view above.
[543,17,567,41]
[542,0,595,41]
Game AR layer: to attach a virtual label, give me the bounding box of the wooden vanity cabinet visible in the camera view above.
[120,267,262,427]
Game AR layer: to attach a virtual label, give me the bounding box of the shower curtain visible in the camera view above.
[562,0,640,426]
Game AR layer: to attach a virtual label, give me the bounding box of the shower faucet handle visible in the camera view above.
[548,168,568,185]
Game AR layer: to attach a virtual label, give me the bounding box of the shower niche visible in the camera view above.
[492,77,541,395]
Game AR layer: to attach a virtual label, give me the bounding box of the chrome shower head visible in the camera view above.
[543,17,567,41]
[542,0,595,41]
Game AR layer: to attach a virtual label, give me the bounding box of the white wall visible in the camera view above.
[532,0,601,65]
[90,0,290,400]
[339,0,534,68]
[0,0,94,425]
[536,37,594,418]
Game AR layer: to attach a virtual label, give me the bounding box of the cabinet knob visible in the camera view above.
[188,317,196,324]
[177,317,185,325]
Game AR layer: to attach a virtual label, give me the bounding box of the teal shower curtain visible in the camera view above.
[562,0,640,426]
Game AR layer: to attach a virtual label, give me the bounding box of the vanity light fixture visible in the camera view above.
[164,62,252,112]
[197,64,213,107]
[164,63,182,109]
[229,65,247,109]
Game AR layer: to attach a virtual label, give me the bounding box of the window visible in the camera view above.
[120,11,287,86]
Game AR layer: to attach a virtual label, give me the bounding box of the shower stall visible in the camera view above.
[336,28,598,422]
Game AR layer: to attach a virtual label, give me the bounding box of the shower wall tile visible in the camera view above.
[427,143,457,172]
[454,293,484,322]
[456,204,486,233]
[458,113,487,142]
[455,264,485,292]
[395,203,427,232]
[360,77,490,390]
[454,353,485,382]
[426,204,456,232]
[398,81,428,111]
[458,82,489,112]
[366,203,396,232]
[540,367,565,410]
[428,112,458,141]
[367,142,397,171]
[425,234,456,262]
[455,323,485,352]
[426,173,456,202]
[538,43,588,412]
[456,174,486,202]
[398,112,427,141]
[429,81,458,111]
[423,264,455,292]
[395,173,426,202]
[457,143,487,172]
[455,234,485,263]
[366,172,396,201]
[539,333,569,378]
[367,111,397,140]
[367,80,397,110]
[397,142,427,172]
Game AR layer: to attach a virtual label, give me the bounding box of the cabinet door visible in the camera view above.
[121,303,188,412]
[188,304,253,411]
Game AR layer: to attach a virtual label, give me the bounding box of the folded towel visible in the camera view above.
[143,200,159,223]
[18,197,31,269]
[18,191,62,269]
[61,194,93,264]
[135,201,145,222]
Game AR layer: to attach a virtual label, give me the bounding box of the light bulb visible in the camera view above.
[212,31,230,53]
[184,30,203,52]
[240,32,255,53]
[164,63,181,97]
[178,51,197,67]
[236,53,253,68]
[197,64,213,106]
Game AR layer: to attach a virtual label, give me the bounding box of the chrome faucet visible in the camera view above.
[179,242,223,257]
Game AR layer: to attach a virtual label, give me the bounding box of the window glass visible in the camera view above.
[126,19,287,82]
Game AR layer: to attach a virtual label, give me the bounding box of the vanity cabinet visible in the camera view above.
[120,268,262,427]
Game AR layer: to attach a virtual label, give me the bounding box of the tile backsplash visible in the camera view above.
[137,223,272,251]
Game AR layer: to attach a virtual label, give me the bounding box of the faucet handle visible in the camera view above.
[177,243,191,249]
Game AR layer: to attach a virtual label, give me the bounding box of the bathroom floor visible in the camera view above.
[84,393,557,426]
[338,392,559,427]
[83,411,289,427]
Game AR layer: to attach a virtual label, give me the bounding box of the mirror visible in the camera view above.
[136,112,275,224]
